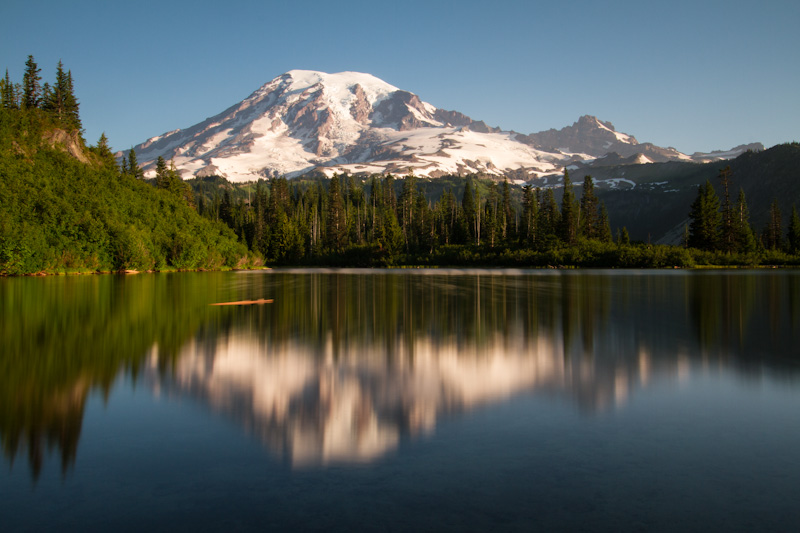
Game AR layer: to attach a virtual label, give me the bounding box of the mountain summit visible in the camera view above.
[127,70,761,181]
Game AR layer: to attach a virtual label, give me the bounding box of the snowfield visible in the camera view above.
[126,70,760,182]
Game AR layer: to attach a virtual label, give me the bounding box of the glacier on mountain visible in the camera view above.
[123,70,762,182]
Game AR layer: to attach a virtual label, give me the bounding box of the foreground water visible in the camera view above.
[2,269,799,531]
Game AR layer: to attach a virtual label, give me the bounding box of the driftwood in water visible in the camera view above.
[209,299,274,306]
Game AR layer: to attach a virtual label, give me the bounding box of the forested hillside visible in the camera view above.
[574,143,800,244]
[0,57,249,275]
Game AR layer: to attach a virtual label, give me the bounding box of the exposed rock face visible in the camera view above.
[372,91,434,131]
[349,84,371,124]
[44,129,90,164]
[517,115,640,155]
[433,109,499,133]
[196,164,223,178]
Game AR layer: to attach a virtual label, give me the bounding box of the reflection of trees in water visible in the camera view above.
[2,271,800,478]
[2,379,86,480]
[0,273,236,480]
[257,272,615,363]
[688,273,800,370]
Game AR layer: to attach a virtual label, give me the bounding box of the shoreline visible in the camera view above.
[1,263,795,278]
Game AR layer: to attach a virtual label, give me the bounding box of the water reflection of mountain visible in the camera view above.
[147,331,566,466]
[145,271,800,467]
[3,270,799,476]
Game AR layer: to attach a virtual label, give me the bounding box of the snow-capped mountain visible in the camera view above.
[126,70,762,182]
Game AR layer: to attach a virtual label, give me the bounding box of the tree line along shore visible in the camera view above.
[2,55,800,276]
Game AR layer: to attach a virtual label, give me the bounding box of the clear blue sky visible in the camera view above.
[2,0,797,154]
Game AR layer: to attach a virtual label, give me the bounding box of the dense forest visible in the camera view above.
[183,163,800,268]
[2,56,800,275]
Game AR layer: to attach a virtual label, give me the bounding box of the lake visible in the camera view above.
[2,269,799,531]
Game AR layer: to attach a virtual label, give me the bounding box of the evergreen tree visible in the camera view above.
[220,190,233,227]
[520,184,537,248]
[436,188,458,245]
[379,204,404,256]
[762,199,783,250]
[398,175,416,251]
[155,156,169,189]
[40,82,54,112]
[788,206,800,255]
[688,180,721,251]
[368,175,382,243]
[168,160,194,208]
[250,182,268,257]
[22,55,41,109]
[579,175,600,239]
[718,166,735,253]
[92,133,117,168]
[1,69,18,109]
[127,149,144,180]
[501,178,514,243]
[732,188,756,254]
[559,169,578,245]
[538,188,560,248]
[484,181,500,248]
[598,203,612,243]
[412,189,434,253]
[383,175,397,214]
[461,178,477,244]
[64,70,81,131]
[51,61,70,123]
[303,184,322,254]
[347,178,366,245]
[326,174,346,252]
[618,227,630,246]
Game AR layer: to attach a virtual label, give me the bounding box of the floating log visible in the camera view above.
[210,299,274,306]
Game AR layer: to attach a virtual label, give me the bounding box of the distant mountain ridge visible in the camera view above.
[124,70,763,182]
[547,143,800,245]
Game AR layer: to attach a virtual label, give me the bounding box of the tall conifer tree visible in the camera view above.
[461,178,477,244]
[155,156,169,188]
[732,188,756,253]
[559,169,578,245]
[688,180,721,250]
[64,70,81,131]
[598,203,612,243]
[52,61,69,122]
[501,178,514,243]
[787,206,800,255]
[718,166,735,253]
[22,55,41,109]
[326,174,346,252]
[762,199,783,250]
[538,188,560,248]
[93,133,117,168]
[128,149,143,180]
[520,184,537,248]
[579,175,600,240]
[1,69,18,109]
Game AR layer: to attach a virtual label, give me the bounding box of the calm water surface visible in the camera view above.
[2,269,799,531]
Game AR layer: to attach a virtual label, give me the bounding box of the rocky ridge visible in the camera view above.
[123,70,762,182]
